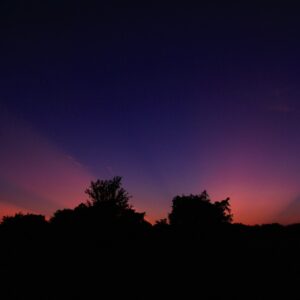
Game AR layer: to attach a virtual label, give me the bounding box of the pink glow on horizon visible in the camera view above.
[196,136,300,225]
[0,112,95,217]
[1,111,300,225]
[0,201,35,220]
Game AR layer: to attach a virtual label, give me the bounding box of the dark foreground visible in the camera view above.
[1,222,300,299]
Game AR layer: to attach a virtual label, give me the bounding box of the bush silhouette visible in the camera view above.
[168,190,232,230]
[50,208,76,227]
[1,213,47,231]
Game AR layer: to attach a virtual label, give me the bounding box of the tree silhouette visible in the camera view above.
[168,190,232,229]
[154,218,169,227]
[85,176,131,210]
[50,176,150,239]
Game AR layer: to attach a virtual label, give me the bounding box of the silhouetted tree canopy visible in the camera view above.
[154,218,168,227]
[49,176,150,237]
[85,176,131,210]
[168,191,232,229]
[50,208,76,227]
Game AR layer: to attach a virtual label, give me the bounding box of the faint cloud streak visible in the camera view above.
[0,110,95,217]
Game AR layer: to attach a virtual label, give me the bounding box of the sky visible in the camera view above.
[1,1,300,224]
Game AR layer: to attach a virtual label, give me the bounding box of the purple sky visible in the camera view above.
[1,2,300,224]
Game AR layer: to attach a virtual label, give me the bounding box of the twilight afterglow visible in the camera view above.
[1,2,300,224]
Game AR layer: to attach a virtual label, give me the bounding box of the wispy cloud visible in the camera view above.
[0,110,95,217]
[275,195,300,224]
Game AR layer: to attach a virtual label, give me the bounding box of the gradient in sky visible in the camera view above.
[1,1,300,224]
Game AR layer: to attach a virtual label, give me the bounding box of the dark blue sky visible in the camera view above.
[1,1,300,223]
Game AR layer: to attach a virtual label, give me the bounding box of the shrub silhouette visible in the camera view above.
[1,213,47,231]
[50,208,76,227]
[168,190,232,229]
[0,213,48,245]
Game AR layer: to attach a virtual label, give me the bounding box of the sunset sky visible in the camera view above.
[1,2,300,224]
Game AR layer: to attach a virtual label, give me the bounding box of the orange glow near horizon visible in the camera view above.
[0,201,36,220]
[197,142,300,225]
[1,112,300,225]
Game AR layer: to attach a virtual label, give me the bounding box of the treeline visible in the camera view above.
[1,176,300,240]
[0,176,235,239]
[1,177,300,299]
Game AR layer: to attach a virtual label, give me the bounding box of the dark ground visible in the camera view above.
[1,222,300,299]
